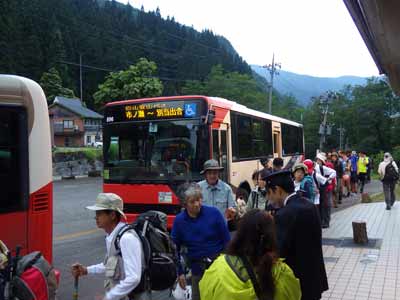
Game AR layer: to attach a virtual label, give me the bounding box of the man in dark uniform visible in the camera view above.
[262,170,328,300]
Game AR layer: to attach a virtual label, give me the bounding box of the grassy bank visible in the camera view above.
[369,184,400,203]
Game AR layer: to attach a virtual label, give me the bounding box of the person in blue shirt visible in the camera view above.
[198,159,236,216]
[171,182,230,300]
[349,151,359,193]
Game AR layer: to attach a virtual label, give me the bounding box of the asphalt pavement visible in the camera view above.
[53,177,171,300]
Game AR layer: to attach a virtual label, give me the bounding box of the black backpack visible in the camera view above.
[384,162,399,181]
[115,211,177,294]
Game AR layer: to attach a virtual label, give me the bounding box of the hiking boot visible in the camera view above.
[386,206,391,210]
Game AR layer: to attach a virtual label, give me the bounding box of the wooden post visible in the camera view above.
[352,221,368,244]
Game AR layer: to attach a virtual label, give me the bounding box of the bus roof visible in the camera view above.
[105,95,303,128]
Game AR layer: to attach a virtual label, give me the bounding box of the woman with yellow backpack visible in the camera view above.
[199,210,301,300]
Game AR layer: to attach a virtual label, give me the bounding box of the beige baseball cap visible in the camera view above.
[86,193,126,219]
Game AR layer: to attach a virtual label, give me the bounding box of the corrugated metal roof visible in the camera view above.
[52,96,103,119]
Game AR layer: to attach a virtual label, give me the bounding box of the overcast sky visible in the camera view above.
[118,0,379,78]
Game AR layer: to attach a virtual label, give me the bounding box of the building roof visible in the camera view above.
[343,0,400,95]
[51,96,103,119]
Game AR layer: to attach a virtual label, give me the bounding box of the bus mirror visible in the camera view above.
[206,110,216,125]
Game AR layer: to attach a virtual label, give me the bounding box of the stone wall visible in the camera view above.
[53,151,103,178]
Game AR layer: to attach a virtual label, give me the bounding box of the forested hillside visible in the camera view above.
[0,0,250,108]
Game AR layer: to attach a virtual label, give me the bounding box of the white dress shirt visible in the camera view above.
[87,222,142,300]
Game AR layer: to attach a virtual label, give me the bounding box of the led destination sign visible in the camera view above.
[106,100,202,123]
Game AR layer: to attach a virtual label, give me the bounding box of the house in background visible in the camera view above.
[48,96,103,147]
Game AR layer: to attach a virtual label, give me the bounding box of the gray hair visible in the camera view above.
[384,152,393,161]
[177,182,203,205]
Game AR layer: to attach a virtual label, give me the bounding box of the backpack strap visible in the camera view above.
[114,222,152,292]
[114,224,134,253]
[319,165,324,177]
[240,256,264,300]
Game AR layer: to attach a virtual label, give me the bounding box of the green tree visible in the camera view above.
[39,68,75,103]
[93,58,163,107]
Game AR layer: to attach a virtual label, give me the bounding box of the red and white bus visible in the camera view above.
[103,96,304,228]
[0,75,53,261]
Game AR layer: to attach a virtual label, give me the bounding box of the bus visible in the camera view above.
[103,96,304,227]
[0,75,53,262]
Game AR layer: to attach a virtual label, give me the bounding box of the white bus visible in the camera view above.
[0,75,53,261]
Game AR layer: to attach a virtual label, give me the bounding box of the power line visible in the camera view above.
[263,53,281,114]
[58,59,201,83]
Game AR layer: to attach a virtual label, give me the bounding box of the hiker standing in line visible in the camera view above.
[292,163,314,202]
[198,159,236,220]
[71,193,146,300]
[171,183,230,300]
[315,153,336,229]
[273,157,284,172]
[378,152,399,210]
[262,171,328,300]
[357,151,369,193]
[199,209,301,300]
[247,169,269,211]
[331,152,344,205]
[349,151,359,194]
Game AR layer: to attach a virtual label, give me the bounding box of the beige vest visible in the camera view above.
[104,228,145,299]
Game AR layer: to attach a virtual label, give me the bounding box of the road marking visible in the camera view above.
[55,228,102,241]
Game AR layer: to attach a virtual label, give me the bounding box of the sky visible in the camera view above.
[118,0,379,78]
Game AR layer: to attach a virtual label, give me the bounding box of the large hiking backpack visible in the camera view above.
[115,211,177,293]
[384,162,399,181]
[0,249,58,300]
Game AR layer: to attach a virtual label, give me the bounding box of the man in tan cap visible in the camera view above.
[198,159,236,220]
[71,193,146,300]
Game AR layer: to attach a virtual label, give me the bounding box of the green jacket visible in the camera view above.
[199,255,301,300]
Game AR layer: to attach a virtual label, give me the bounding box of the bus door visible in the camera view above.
[272,122,282,157]
[212,124,229,182]
[0,105,29,252]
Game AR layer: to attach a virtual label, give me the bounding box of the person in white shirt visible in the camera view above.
[71,193,146,300]
[378,152,399,210]
[315,153,336,228]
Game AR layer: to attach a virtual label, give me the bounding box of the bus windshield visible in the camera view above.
[103,120,209,183]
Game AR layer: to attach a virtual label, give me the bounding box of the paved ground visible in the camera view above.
[321,181,399,300]
[53,178,387,299]
[332,179,382,213]
[53,177,171,300]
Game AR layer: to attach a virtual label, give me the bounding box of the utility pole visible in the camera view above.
[79,54,83,102]
[263,53,281,114]
[318,91,336,152]
[338,126,346,150]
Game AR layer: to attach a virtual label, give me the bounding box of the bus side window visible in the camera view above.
[0,106,28,213]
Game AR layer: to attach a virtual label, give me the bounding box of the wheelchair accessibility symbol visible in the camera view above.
[184,103,197,117]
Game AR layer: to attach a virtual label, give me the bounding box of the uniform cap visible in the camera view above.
[261,170,293,189]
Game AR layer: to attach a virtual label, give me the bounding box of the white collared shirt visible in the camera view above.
[87,222,142,300]
[284,192,297,206]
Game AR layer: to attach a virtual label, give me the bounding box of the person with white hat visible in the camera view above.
[71,193,147,300]
[198,159,236,219]
[315,153,336,228]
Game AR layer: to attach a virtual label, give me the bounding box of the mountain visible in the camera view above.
[0,0,250,108]
[251,65,368,105]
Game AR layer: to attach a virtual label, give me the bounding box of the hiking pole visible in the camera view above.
[73,276,79,300]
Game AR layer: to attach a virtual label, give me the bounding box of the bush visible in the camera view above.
[53,147,103,163]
